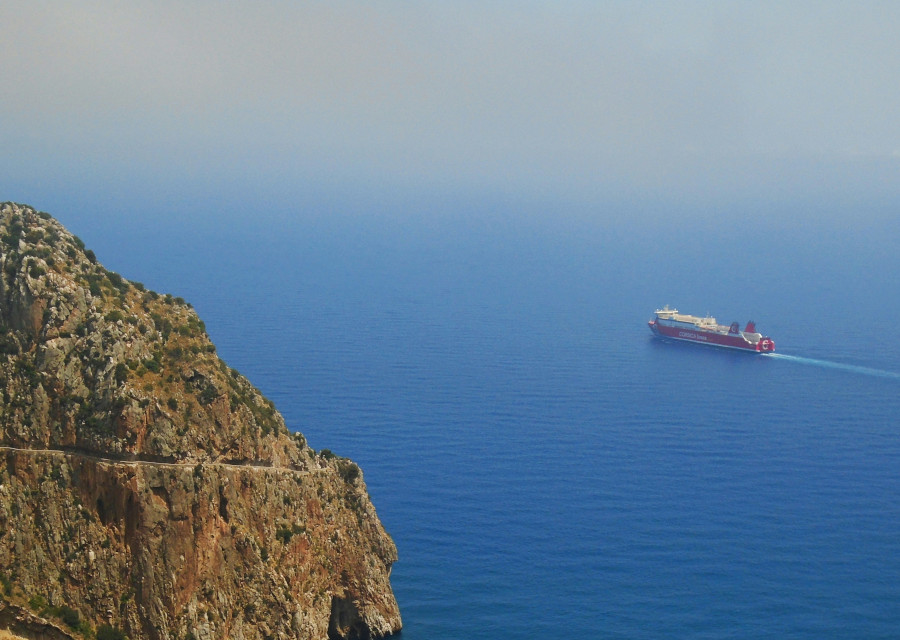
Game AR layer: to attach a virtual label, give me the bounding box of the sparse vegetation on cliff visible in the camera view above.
[0,202,304,465]
[0,202,400,640]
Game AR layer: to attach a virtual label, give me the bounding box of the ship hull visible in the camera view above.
[650,321,764,352]
[648,308,775,353]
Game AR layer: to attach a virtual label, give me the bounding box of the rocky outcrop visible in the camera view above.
[0,203,401,639]
[0,600,71,640]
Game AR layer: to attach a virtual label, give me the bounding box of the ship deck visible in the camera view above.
[659,312,726,332]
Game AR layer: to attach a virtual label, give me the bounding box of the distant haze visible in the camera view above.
[3,2,900,224]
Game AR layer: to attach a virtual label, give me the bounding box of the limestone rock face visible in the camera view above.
[0,203,401,639]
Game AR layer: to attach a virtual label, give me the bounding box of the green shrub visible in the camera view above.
[28,594,48,611]
[107,271,128,293]
[105,310,124,323]
[58,604,81,628]
[155,316,173,339]
[198,384,218,406]
[275,526,294,544]
[338,460,360,484]
[0,571,13,595]
[3,224,23,249]
[0,331,19,355]
[97,624,127,640]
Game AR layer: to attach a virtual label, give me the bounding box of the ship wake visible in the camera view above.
[763,353,900,380]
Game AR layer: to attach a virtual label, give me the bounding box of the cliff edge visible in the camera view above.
[0,203,401,639]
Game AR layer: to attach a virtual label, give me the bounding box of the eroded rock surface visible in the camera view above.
[0,203,401,639]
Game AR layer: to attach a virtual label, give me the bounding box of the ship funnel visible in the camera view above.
[729,322,740,334]
[744,321,756,333]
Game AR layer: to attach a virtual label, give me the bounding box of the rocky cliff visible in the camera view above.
[0,202,401,640]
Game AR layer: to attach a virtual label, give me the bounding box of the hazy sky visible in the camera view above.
[3,2,900,222]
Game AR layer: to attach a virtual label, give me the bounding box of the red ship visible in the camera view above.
[648,306,775,353]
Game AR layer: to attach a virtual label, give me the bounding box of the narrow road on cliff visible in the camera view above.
[0,445,323,475]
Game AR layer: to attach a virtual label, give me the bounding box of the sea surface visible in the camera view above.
[80,203,900,638]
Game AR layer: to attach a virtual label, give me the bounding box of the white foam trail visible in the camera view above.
[763,353,900,380]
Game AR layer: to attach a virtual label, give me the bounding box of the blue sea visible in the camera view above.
[74,200,900,638]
